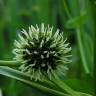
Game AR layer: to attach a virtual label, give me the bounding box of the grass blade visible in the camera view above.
[51,73,92,96]
[0,66,68,96]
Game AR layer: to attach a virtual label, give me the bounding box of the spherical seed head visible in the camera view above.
[13,23,71,80]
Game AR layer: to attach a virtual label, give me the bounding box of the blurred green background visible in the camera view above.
[0,0,94,96]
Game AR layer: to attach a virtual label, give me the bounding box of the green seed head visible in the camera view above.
[13,24,71,80]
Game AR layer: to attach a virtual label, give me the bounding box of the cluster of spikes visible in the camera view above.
[13,23,71,80]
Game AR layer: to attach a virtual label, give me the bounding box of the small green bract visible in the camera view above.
[13,24,71,80]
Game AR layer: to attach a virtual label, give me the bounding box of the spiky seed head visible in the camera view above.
[13,23,71,80]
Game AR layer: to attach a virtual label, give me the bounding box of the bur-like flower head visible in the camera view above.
[13,24,71,80]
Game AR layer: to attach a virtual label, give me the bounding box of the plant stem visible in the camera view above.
[51,72,92,96]
[0,66,69,96]
[0,60,21,67]
[62,0,90,74]
[73,0,90,74]
[51,72,78,96]
[76,28,90,73]
[62,0,72,18]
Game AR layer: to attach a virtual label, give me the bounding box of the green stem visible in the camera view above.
[78,92,92,96]
[51,73,78,96]
[62,0,72,18]
[74,0,90,74]
[76,28,90,73]
[24,80,68,96]
[0,66,69,96]
[62,0,90,74]
[0,60,21,67]
[51,73,92,96]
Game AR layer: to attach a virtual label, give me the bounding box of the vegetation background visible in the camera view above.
[0,0,94,96]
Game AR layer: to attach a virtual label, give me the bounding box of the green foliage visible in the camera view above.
[0,0,94,96]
